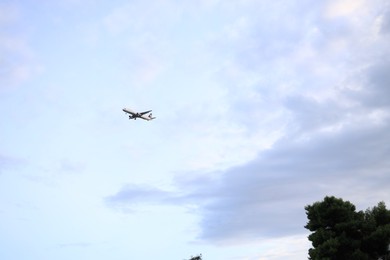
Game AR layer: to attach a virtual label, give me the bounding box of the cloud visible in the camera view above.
[0,154,24,174]
[59,159,86,174]
[325,0,366,18]
[105,0,390,246]
[381,5,390,34]
[106,108,390,244]
[357,59,390,108]
[188,22,390,242]
[0,3,42,89]
[105,184,176,211]
[102,1,181,35]
[207,41,390,241]
[57,242,92,248]
[194,126,389,242]
[0,2,19,24]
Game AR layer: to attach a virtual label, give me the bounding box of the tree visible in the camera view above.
[186,254,202,260]
[305,196,390,260]
[362,202,390,259]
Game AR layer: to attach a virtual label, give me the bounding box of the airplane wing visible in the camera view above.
[140,113,156,121]
[139,110,152,115]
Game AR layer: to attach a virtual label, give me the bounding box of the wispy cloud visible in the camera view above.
[0,3,42,89]
[105,184,176,211]
[57,242,92,248]
[0,154,25,174]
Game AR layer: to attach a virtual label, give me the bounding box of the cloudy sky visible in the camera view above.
[1,0,390,259]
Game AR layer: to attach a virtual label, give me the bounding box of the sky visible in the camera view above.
[1,0,390,259]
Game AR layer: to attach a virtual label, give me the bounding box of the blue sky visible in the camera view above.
[1,0,390,259]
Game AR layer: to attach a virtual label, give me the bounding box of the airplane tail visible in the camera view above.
[148,113,156,120]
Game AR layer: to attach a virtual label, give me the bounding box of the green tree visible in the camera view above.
[305,196,390,260]
[186,254,202,260]
[361,202,390,259]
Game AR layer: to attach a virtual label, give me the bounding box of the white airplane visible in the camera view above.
[122,108,156,121]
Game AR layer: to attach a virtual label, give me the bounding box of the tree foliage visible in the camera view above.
[186,254,202,260]
[305,196,390,259]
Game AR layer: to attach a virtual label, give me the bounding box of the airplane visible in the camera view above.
[122,108,156,121]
